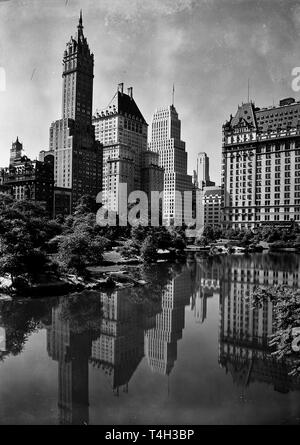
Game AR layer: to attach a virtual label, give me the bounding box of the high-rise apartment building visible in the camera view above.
[149,104,193,224]
[222,97,300,230]
[49,12,102,216]
[93,84,163,213]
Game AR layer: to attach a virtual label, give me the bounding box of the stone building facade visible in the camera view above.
[222,97,300,229]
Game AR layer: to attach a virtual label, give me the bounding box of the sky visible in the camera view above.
[1,0,300,183]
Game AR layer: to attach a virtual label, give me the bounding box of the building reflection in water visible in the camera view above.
[46,299,94,425]
[189,258,220,324]
[144,267,191,376]
[218,254,300,394]
[4,254,299,425]
[45,265,193,423]
[89,288,160,395]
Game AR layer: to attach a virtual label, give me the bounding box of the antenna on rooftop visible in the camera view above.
[172,84,175,107]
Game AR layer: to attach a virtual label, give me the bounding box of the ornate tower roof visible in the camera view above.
[64,11,91,57]
[62,11,94,123]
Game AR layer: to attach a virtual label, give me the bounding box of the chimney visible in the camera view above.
[118,83,124,94]
[127,87,133,99]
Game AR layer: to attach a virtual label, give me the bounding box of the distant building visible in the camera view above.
[49,12,103,216]
[9,136,23,166]
[222,97,300,230]
[93,84,164,214]
[39,149,54,162]
[197,186,222,228]
[192,151,220,229]
[196,152,215,189]
[149,104,193,224]
[1,138,54,215]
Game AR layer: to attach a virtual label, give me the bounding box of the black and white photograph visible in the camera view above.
[0,0,300,429]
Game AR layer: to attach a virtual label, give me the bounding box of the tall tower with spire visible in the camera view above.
[62,10,94,124]
[48,12,102,216]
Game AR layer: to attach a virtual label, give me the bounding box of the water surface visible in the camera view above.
[0,253,300,425]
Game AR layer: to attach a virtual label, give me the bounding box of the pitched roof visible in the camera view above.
[94,90,147,125]
[227,99,300,133]
[117,91,147,124]
[230,102,257,129]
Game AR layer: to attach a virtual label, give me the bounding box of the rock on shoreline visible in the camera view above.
[0,266,147,299]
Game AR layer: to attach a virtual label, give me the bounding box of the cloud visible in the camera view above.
[292,3,300,32]
[98,0,195,21]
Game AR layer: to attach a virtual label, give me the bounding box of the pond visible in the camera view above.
[0,253,300,425]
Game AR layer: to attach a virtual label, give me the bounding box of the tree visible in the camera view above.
[200,225,222,243]
[131,225,150,243]
[150,226,173,250]
[59,292,102,335]
[141,235,158,263]
[74,194,98,216]
[253,285,300,376]
[56,232,108,276]
[118,239,140,259]
[172,234,186,250]
[0,215,56,285]
[222,227,242,240]
[0,297,58,356]
[0,198,62,286]
[196,236,209,247]
[241,230,254,245]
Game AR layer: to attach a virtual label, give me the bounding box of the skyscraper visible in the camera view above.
[93,84,163,214]
[49,12,102,216]
[196,152,215,189]
[149,104,193,224]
